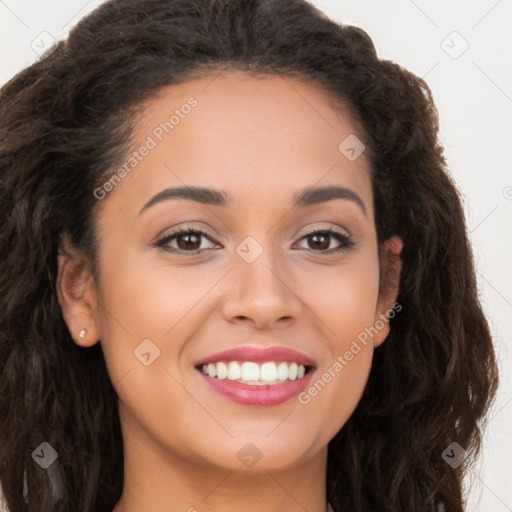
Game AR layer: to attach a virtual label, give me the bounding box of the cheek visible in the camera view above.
[94,255,210,447]
[96,247,217,336]
[94,250,228,382]
[294,250,381,345]
[298,344,373,450]
[293,253,380,435]
[312,273,379,342]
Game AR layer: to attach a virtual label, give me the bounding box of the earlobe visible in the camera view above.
[56,235,100,347]
[373,235,403,347]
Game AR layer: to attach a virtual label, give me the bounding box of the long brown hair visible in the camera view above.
[0,1,499,511]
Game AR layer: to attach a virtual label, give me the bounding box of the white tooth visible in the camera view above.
[297,365,306,378]
[277,362,289,380]
[261,362,278,382]
[288,362,298,380]
[241,362,260,381]
[207,363,217,378]
[202,364,208,374]
[216,361,228,380]
[227,361,242,380]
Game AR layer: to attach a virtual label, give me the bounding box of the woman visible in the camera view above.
[0,0,499,511]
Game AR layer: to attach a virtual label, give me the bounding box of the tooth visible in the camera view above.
[277,362,289,380]
[227,361,242,380]
[261,362,278,382]
[241,362,260,381]
[202,360,309,383]
[216,361,228,380]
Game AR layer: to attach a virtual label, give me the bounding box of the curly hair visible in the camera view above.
[0,0,499,511]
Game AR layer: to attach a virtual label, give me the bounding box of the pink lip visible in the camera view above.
[194,346,316,367]
[194,346,316,406]
[198,371,314,406]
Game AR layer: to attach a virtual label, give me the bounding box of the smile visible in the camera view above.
[198,360,309,385]
[194,346,316,406]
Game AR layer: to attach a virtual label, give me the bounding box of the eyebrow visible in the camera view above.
[139,185,367,217]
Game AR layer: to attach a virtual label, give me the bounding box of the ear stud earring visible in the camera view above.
[77,329,87,339]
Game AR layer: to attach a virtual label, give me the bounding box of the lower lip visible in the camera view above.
[198,370,314,406]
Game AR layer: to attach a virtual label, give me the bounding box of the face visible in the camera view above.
[58,71,401,475]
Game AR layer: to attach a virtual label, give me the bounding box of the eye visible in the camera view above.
[293,227,355,253]
[154,225,355,255]
[154,225,220,254]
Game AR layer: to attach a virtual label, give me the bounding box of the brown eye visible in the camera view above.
[155,226,219,254]
[307,232,331,250]
[175,231,202,251]
[295,228,355,253]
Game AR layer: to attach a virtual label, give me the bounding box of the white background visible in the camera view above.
[1,1,511,511]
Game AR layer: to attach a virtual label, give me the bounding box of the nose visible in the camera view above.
[221,238,304,329]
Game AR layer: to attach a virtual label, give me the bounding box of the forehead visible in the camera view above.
[101,70,373,218]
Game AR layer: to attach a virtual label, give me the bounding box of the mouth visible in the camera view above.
[194,346,316,406]
[195,360,313,385]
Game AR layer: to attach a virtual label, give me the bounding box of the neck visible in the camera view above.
[112,428,329,512]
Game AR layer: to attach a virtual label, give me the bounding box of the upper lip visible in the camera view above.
[194,346,316,368]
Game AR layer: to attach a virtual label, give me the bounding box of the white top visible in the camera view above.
[0,483,8,512]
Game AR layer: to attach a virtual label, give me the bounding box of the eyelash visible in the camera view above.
[154,225,356,255]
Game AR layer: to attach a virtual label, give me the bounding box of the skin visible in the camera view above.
[57,71,402,512]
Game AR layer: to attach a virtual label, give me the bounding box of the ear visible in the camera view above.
[56,233,100,347]
[372,235,403,348]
